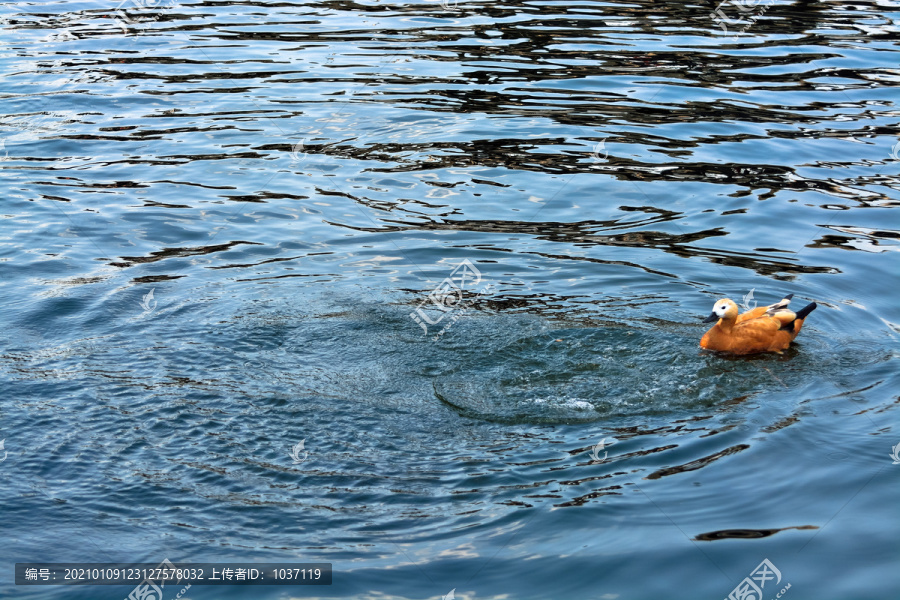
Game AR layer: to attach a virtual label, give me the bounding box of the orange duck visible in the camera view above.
[700,293,817,355]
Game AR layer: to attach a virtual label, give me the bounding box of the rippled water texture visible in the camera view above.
[1,0,899,599]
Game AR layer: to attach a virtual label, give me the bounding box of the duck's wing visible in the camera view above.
[764,293,793,315]
[737,306,770,322]
[737,294,794,323]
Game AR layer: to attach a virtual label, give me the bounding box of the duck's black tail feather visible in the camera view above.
[795,302,817,321]
[780,301,816,331]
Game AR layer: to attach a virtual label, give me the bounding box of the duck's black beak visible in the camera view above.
[702,312,719,323]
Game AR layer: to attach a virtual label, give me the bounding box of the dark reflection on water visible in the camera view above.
[1,0,899,598]
[695,525,818,541]
[331,216,841,276]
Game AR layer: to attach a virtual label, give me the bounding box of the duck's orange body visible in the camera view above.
[700,294,817,355]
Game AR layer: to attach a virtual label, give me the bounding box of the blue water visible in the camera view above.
[1,0,899,599]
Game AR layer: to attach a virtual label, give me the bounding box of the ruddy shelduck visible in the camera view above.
[700,293,817,355]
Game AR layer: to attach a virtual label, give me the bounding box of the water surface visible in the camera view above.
[1,0,899,598]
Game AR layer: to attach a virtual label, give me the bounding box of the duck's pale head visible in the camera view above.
[703,298,739,323]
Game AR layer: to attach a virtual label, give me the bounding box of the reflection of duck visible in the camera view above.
[700,294,817,355]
